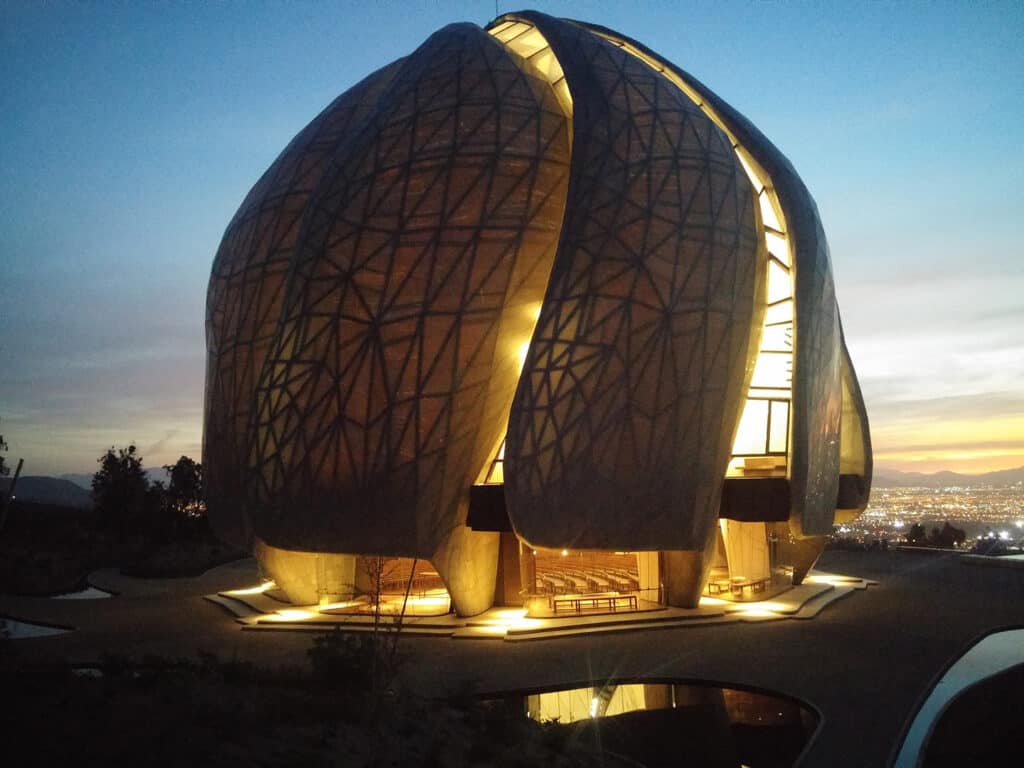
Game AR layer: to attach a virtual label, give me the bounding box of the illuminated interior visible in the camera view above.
[471,21,573,489]
[348,557,450,616]
[474,300,545,487]
[703,519,783,601]
[518,547,661,616]
[507,681,819,766]
[528,683,648,722]
[483,439,506,485]
[587,31,796,479]
[241,547,455,616]
[839,356,867,477]
[524,681,814,732]
[488,20,573,120]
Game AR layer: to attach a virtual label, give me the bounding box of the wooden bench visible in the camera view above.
[551,593,639,614]
[707,578,770,597]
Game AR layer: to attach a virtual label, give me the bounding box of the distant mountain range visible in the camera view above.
[873,466,1024,488]
[0,467,173,510]
[0,476,93,509]
[60,467,170,491]
[59,473,95,490]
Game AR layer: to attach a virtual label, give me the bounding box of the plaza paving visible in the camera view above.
[3,550,1022,767]
[209,568,871,640]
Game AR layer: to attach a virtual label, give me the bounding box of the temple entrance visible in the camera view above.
[319,556,451,617]
[704,521,791,602]
[521,547,662,617]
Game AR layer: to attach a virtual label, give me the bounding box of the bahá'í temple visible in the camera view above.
[203,10,872,619]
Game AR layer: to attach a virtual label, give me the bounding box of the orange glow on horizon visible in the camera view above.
[871,411,1024,474]
[875,452,1024,475]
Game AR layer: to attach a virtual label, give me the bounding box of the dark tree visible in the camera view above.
[906,523,927,544]
[92,444,156,532]
[930,521,966,548]
[0,421,8,477]
[163,456,205,519]
[948,522,967,547]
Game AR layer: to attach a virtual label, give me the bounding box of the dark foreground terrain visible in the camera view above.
[0,501,244,595]
[2,549,1022,766]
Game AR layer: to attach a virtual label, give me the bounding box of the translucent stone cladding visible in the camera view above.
[205,24,571,556]
[560,14,872,538]
[501,13,763,551]
[637,50,846,538]
[203,11,871,610]
[205,57,407,550]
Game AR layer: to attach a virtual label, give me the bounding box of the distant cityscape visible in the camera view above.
[840,484,1024,547]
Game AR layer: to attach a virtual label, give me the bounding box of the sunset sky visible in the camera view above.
[2,1,1022,477]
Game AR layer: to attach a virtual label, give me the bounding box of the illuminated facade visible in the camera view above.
[204,11,871,617]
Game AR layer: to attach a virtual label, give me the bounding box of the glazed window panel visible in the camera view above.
[529,48,560,80]
[767,259,792,305]
[747,387,786,399]
[765,231,790,266]
[769,401,790,454]
[492,21,531,43]
[839,358,867,476]
[484,439,507,485]
[735,146,766,194]
[508,27,549,57]
[552,78,572,114]
[751,351,793,390]
[764,299,794,325]
[490,21,573,119]
[732,399,770,455]
[732,398,789,458]
[758,190,783,232]
[488,20,517,38]
[759,325,793,352]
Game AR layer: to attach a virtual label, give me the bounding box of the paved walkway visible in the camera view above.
[211,572,868,639]
[3,550,1022,767]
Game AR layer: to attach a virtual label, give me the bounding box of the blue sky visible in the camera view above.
[2,1,1022,475]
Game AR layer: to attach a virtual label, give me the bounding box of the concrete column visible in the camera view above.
[493,531,523,606]
[518,539,537,597]
[662,525,719,608]
[432,523,499,617]
[788,533,827,585]
[636,550,661,604]
[253,537,356,605]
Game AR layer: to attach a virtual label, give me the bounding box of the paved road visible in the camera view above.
[4,550,1022,767]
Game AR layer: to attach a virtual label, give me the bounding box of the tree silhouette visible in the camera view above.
[929,522,966,548]
[92,444,157,533]
[906,523,927,544]
[0,420,9,477]
[163,456,204,519]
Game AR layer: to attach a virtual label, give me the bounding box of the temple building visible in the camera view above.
[203,11,871,618]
